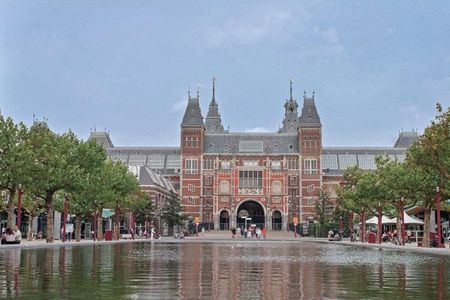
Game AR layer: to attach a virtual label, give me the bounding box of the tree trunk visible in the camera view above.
[97,213,104,241]
[7,189,16,227]
[361,210,366,243]
[45,192,54,243]
[76,214,82,242]
[27,215,34,241]
[396,201,402,246]
[423,208,431,247]
[113,208,121,240]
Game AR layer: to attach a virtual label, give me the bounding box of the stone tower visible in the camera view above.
[298,91,322,223]
[180,88,205,219]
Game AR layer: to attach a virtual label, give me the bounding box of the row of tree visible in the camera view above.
[0,113,182,243]
[335,104,449,247]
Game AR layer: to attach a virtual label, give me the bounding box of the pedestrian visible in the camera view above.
[13,226,21,243]
[262,227,267,239]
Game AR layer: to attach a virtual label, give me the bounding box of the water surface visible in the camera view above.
[0,241,448,299]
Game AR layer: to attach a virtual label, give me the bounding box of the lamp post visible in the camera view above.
[62,194,68,242]
[17,184,22,230]
[400,197,405,246]
[436,187,442,248]
[339,216,343,237]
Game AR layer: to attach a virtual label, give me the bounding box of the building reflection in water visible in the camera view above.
[0,242,449,299]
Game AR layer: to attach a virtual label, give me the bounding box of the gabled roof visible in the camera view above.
[393,131,418,148]
[181,96,204,126]
[89,131,114,148]
[299,95,321,127]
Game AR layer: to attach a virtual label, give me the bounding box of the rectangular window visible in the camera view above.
[188,197,195,204]
[243,160,258,167]
[306,184,315,193]
[188,184,195,192]
[307,197,315,205]
[185,159,198,174]
[239,171,263,188]
[289,176,297,186]
[204,176,213,186]
[203,158,214,170]
[287,158,299,170]
[304,159,318,174]
[271,160,281,170]
[221,160,231,170]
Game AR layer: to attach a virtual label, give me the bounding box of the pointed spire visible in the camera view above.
[212,77,216,103]
[205,77,224,133]
[289,78,293,100]
[196,86,200,99]
[188,86,191,98]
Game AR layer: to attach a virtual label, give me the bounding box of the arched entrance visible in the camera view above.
[219,210,230,230]
[236,200,265,229]
[272,210,282,231]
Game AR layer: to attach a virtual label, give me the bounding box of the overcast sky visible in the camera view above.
[1,1,449,147]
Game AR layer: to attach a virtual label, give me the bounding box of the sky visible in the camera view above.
[1,1,449,147]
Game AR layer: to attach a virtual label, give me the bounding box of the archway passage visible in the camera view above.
[272,210,282,231]
[236,200,265,229]
[219,210,230,230]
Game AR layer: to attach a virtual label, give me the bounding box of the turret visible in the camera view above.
[280,79,299,133]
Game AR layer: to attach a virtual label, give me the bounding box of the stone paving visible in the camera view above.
[1,230,449,256]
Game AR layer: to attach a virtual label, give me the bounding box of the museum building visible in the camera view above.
[90,80,417,231]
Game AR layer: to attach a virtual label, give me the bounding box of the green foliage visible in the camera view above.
[408,103,449,181]
[315,189,332,226]
[130,191,154,224]
[161,191,185,228]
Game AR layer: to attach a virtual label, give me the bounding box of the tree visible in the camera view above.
[103,160,140,240]
[0,112,31,227]
[130,191,154,232]
[161,191,184,236]
[315,189,332,227]
[337,167,374,242]
[21,193,45,240]
[409,103,450,180]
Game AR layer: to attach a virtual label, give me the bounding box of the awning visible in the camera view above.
[362,215,396,225]
[389,212,424,225]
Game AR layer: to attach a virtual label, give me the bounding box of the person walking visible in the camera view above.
[262,227,267,239]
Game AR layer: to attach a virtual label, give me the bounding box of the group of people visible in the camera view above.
[231,226,266,239]
[1,226,21,245]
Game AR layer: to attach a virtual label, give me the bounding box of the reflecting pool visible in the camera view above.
[0,241,449,299]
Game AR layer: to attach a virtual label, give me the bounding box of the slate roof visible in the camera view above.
[299,96,321,127]
[393,131,419,148]
[108,147,180,175]
[203,133,299,154]
[89,131,114,148]
[181,96,204,126]
[128,165,175,192]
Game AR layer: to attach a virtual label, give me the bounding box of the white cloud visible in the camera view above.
[203,8,295,48]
